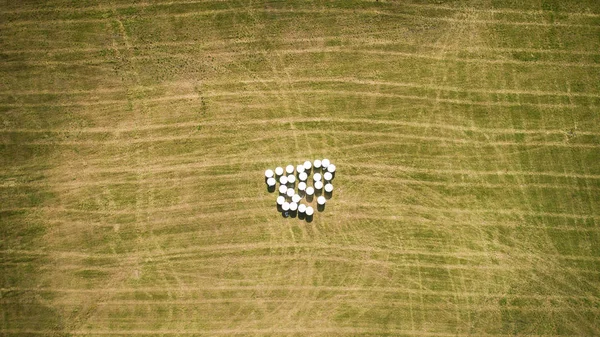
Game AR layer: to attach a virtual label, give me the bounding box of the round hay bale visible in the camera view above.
[277,196,285,205]
[303,161,312,171]
[298,182,307,192]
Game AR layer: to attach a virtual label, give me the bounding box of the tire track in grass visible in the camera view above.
[3,46,600,69]
[0,0,228,14]
[5,240,600,263]
[2,155,598,191]
[3,116,599,136]
[402,2,600,18]
[3,157,598,189]
[2,127,597,148]
[338,201,600,221]
[7,298,595,314]
[1,7,599,29]
[3,37,599,61]
[4,169,595,197]
[2,285,599,301]
[2,328,566,336]
[0,87,587,119]
[2,0,599,20]
[5,0,598,18]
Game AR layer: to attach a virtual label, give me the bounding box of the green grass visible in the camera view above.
[1,0,600,336]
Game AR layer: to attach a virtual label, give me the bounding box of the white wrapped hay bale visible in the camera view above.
[265,169,274,179]
[327,163,336,179]
[317,195,327,211]
[313,159,322,172]
[303,161,312,172]
[305,186,315,202]
[286,165,294,175]
[298,204,306,213]
[317,196,326,205]
[298,182,307,193]
[305,206,314,216]
[305,186,314,196]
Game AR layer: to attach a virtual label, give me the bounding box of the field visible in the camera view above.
[1,0,600,336]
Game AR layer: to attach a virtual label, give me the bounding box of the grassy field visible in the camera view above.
[1,0,600,336]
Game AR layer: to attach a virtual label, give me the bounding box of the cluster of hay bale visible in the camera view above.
[265,159,336,221]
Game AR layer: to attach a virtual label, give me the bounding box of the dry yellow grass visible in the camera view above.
[1,0,599,336]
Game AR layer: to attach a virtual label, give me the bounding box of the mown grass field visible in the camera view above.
[1,0,600,336]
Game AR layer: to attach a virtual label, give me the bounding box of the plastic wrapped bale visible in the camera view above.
[266,177,276,193]
[313,159,322,173]
[317,195,326,211]
[276,195,285,211]
[303,161,312,174]
[305,206,314,222]
[305,186,315,202]
[314,181,323,195]
[298,203,307,220]
[324,183,333,199]
[297,182,307,196]
[286,165,294,175]
[287,174,296,187]
[265,169,274,182]
[289,202,298,217]
[327,164,336,179]
[282,202,290,217]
